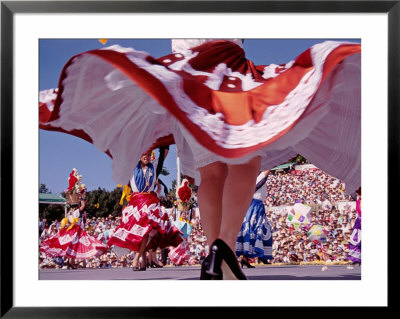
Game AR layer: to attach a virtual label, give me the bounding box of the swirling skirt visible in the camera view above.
[168,238,191,265]
[107,192,183,252]
[40,40,361,190]
[39,225,108,259]
[348,215,361,263]
[235,198,273,260]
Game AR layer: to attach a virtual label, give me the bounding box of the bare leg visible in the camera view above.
[219,156,261,279]
[198,157,260,279]
[197,162,228,246]
[132,234,149,268]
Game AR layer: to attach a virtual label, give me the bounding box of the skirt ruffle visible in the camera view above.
[168,238,191,265]
[39,40,361,191]
[107,192,183,252]
[39,225,108,259]
[235,198,273,259]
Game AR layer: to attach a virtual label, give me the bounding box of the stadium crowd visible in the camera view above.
[39,166,359,269]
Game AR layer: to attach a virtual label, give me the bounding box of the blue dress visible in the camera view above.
[235,172,273,261]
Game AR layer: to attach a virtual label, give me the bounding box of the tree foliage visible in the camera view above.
[84,187,123,218]
[288,154,308,164]
[39,183,64,221]
[39,203,65,221]
[39,183,50,193]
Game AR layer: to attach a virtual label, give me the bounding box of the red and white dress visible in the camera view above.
[107,161,183,252]
[168,217,193,265]
[39,39,361,191]
[39,208,108,259]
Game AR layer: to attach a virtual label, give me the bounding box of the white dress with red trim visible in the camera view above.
[39,209,108,259]
[39,39,361,191]
[107,161,183,252]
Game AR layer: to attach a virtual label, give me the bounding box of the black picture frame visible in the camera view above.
[1,0,395,317]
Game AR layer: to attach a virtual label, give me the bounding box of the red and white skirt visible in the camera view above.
[107,192,183,252]
[39,225,108,259]
[168,238,191,265]
[39,40,361,191]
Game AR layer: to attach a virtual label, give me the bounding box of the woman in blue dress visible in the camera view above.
[236,170,273,267]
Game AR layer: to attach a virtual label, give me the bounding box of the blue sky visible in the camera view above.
[39,38,360,195]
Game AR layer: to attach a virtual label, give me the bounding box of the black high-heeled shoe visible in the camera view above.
[200,255,222,280]
[205,239,247,280]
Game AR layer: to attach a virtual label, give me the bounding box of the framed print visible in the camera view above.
[1,0,396,317]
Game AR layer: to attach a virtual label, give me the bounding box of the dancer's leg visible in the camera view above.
[197,161,228,245]
[132,234,149,268]
[219,156,261,279]
[219,156,261,250]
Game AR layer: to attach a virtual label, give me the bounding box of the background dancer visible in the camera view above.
[107,151,182,271]
[40,198,107,269]
[168,210,193,266]
[236,170,273,268]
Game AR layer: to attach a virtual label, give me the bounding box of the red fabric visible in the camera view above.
[168,238,190,265]
[107,192,182,252]
[67,170,77,191]
[356,198,361,217]
[40,225,108,259]
[178,181,192,202]
[39,102,53,123]
[39,40,360,159]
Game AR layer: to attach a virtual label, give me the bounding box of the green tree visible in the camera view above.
[39,183,50,193]
[41,204,65,222]
[288,154,308,164]
[84,187,123,218]
[109,187,123,216]
[38,183,65,221]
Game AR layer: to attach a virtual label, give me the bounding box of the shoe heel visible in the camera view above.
[200,258,211,280]
[206,244,222,276]
[200,255,222,280]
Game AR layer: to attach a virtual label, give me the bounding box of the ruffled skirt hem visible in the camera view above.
[39,225,108,259]
[107,192,183,252]
[40,40,361,191]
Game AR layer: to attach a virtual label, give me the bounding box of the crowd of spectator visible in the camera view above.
[265,167,353,207]
[262,166,358,264]
[267,206,358,264]
[39,166,358,269]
